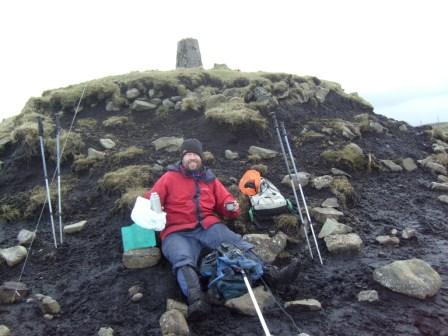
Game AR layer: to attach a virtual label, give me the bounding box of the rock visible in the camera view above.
[390,228,398,236]
[318,218,353,238]
[105,101,120,112]
[0,325,10,336]
[321,198,339,208]
[225,286,275,316]
[430,182,448,192]
[281,172,311,188]
[202,151,215,165]
[399,124,408,132]
[284,299,322,311]
[312,175,334,190]
[39,296,61,314]
[150,98,162,106]
[243,232,288,263]
[122,247,161,269]
[131,293,143,302]
[376,235,400,246]
[162,99,175,109]
[131,100,157,111]
[401,158,418,172]
[166,298,188,318]
[321,143,366,170]
[0,281,29,304]
[176,37,202,68]
[152,137,183,152]
[248,146,278,159]
[100,138,116,149]
[401,228,417,239]
[373,259,442,299]
[311,207,344,224]
[224,149,239,160]
[64,220,87,234]
[159,309,190,336]
[418,158,447,175]
[324,233,362,253]
[43,314,54,320]
[88,148,106,159]
[357,290,379,302]
[330,168,351,178]
[369,121,385,133]
[438,175,448,183]
[98,327,114,336]
[0,246,27,267]
[128,285,143,297]
[17,229,35,245]
[438,195,448,204]
[126,88,140,99]
[381,160,403,172]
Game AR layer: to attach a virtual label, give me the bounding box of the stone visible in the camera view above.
[0,325,10,336]
[98,327,114,336]
[126,88,140,99]
[430,182,448,192]
[105,101,120,112]
[152,137,184,152]
[284,299,322,311]
[312,175,334,190]
[17,229,35,245]
[381,160,403,172]
[438,175,448,183]
[243,232,288,263]
[376,235,400,246]
[40,296,61,314]
[281,172,311,188]
[43,314,54,320]
[311,207,344,224]
[87,148,106,160]
[373,259,442,299]
[418,159,447,175]
[176,37,202,68]
[401,158,418,172]
[202,151,215,165]
[401,228,417,239]
[324,233,362,253]
[248,146,278,159]
[390,229,398,236]
[225,286,275,316]
[150,98,162,106]
[166,298,188,318]
[331,168,352,178]
[369,121,385,133]
[399,124,408,132]
[0,246,27,267]
[0,281,29,304]
[321,198,339,208]
[130,100,157,111]
[438,195,448,204]
[162,99,175,109]
[131,293,143,302]
[100,138,116,149]
[224,149,239,160]
[128,285,143,297]
[357,290,379,302]
[159,309,190,336]
[122,247,161,269]
[64,220,87,234]
[318,218,353,238]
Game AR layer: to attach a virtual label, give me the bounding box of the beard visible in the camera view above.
[183,159,202,171]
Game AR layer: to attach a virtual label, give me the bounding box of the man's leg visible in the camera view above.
[198,223,254,252]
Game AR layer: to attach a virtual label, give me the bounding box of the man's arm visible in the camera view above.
[213,179,240,218]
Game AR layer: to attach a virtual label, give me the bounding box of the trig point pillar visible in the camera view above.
[176,38,202,68]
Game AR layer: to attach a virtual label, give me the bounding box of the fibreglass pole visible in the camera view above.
[55,113,63,244]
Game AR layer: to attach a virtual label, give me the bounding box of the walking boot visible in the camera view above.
[178,266,211,321]
[263,257,301,287]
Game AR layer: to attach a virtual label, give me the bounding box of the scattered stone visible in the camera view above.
[284,299,322,311]
[376,235,400,246]
[100,138,116,149]
[39,296,61,314]
[64,220,87,234]
[281,172,311,188]
[401,158,418,172]
[88,148,106,160]
[321,197,339,208]
[318,218,353,238]
[418,158,447,175]
[330,168,351,178]
[159,309,190,336]
[105,101,120,112]
[357,290,379,302]
[0,281,29,304]
[390,229,398,236]
[0,325,11,336]
[438,195,448,204]
[401,228,417,239]
[43,314,54,320]
[128,285,143,297]
[243,231,288,263]
[152,137,183,152]
[131,293,143,302]
[312,175,334,189]
[399,124,408,132]
[131,100,157,111]
[0,246,28,267]
[202,151,215,165]
[150,98,162,106]
[438,175,448,183]
[369,121,385,133]
[373,259,442,299]
[430,182,448,192]
[126,88,140,99]
[324,233,362,253]
[166,298,188,318]
[225,286,275,316]
[162,98,175,109]
[98,327,114,336]
[311,207,344,224]
[248,146,278,159]
[122,247,161,269]
[17,229,35,245]
[381,160,403,172]
[224,149,239,160]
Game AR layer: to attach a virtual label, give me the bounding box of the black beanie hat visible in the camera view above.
[180,138,203,159]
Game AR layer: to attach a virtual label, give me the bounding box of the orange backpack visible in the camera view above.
[238,169,262,196]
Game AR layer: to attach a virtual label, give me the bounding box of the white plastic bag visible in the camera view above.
[131,196,166,231]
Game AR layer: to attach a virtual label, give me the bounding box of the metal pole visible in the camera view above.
[37,117,58,248]
[241,269,272,336]
[269,112,313,259]
[55,114,63,244]
[280,121,323,265]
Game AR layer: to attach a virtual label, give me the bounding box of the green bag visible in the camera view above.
[121,223,157,252]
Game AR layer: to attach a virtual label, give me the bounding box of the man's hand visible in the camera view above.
[225,200,240,212]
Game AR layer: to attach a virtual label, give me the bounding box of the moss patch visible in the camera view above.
[115,186,147,212]
[321,144,367,170]
[98,165,152,194]
[102,116,129,128]
[111,146,144,164]
[71,154,103,173]
[46,130,85,162]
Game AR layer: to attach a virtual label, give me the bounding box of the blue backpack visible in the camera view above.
[199,243,264,300]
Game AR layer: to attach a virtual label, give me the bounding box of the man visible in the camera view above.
[145,138,299,320]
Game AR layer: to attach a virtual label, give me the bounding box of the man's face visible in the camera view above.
[182,152,202,171]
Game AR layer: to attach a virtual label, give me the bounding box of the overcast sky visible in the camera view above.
[1,0,447,126]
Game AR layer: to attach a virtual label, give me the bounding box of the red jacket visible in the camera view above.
[144,163,240,240]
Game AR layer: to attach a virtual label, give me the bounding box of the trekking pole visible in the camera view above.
[240,269,272,336]
[37,117,58,248]
[55,113,63,244]
[279,120,323,265]
[269,112,314,259]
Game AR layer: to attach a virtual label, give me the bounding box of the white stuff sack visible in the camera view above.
[131,196,166,231]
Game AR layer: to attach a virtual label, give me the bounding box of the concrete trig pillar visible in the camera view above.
[176,38,202,68]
